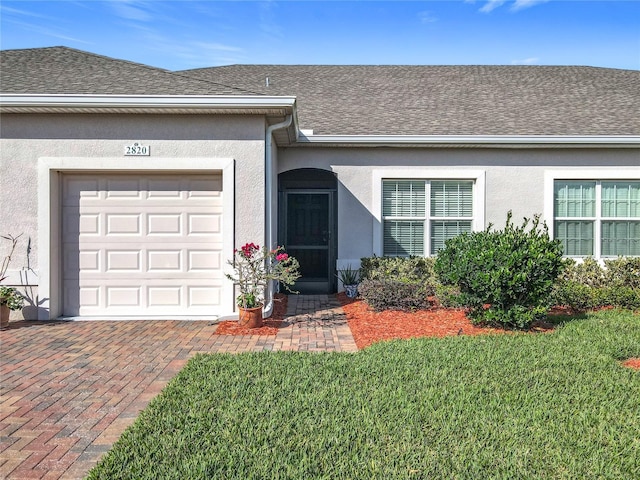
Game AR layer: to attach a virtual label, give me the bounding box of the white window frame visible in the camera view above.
[544,169,640,259]
[372,169,485,256]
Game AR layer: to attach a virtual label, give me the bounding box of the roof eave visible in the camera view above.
[296,134,640,148]
[0,94,300,144]
[0,93,296,114]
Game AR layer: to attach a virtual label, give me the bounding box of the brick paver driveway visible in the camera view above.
[0,320,221,479]
[0,295,357,479]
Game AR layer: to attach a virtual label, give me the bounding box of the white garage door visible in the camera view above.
[62,174,223,317]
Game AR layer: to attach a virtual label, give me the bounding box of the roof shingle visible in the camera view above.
[2,47,639,136]
[182,64,640,135]
[0,46,253,95]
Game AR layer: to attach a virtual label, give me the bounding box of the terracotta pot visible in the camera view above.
[0,304,9,330]
[238,305,263,329]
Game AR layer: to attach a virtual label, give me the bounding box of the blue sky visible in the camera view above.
[1,1,638,70]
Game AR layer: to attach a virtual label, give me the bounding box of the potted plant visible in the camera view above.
[225,242,301,328]
[337,265,360,298]
[0,286,24,330]
[1,234,24,330]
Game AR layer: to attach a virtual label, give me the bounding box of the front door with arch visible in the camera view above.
[278,169,337,294]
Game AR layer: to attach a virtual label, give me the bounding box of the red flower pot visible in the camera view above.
[238,305,263,329]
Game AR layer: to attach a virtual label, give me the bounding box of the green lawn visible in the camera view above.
[88,310,640,479]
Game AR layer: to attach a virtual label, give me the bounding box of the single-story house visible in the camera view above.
[1,46,638,321]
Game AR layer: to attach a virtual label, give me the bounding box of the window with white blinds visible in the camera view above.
[554,180,640,257]
[382,180,473,256]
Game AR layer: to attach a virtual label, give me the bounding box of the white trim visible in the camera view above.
[38,157,236,320]
[372,169,486,256]
[300,134,640,146]
[544,168,640,259]
[1,94,296,110]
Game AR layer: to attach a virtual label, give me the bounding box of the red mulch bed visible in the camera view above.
[337,293,554,350]
[214,294,288,336]
[622,358,640,370]
[215,293,561,347]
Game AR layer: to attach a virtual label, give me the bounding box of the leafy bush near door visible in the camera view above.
[434,213,565,329]
[358,279,431,311]
[358,256,438,311]
[360,256,437,284]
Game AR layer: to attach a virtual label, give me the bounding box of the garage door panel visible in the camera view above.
[148,214,182,235]
[79,287,100,308]
[73,247,222,277]
[73,285,222,315]
[188,250,220,271]
[105,186,143,199]
[106,250,141,272]
[63,173,223,317]
[148,287,182,307]
[188,214,221,235]
[106,214,142,235]
[147,250,182,271]
[79,250,100,272]
[63,245,102,278]
[188,285,221,307]
[107,286,141,307]
[62,208,100,236]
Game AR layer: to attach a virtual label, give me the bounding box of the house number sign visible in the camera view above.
[124,142,150,156]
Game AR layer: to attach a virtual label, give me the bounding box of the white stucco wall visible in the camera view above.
[3,110,639,318]
[0,113,267,319]
[279,146,640,264]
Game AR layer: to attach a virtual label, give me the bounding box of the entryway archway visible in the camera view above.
[278,169,337,294]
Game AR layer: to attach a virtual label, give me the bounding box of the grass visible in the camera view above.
[88,310,640,479]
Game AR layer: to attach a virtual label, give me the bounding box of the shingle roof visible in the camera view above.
[181,65,640,136]
[2,47,639,136]
[0,46,253,95]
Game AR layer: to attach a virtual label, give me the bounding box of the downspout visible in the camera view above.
[263,114,293,317]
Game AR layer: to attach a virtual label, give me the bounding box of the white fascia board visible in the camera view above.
[298,134,640,146]
[0,94,296,111]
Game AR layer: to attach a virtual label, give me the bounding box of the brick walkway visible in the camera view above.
[0,295,357,479]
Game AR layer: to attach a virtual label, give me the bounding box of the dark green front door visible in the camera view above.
[283,191,335,294]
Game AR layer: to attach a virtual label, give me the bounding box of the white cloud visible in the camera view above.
[108,1,153,22]
[418,10,438,24]
[512,0,551,11]
[511,57,541,64]
[189,42,247,67]
[259,0,283,39]
[477,0,550,13]
[0,5,51,19]
[4,18,93,45]
[191,42,244,53]
[139,36,247,68]
[480,0,507,13]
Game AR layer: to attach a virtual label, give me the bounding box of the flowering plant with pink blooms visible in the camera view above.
[226,243,301,309]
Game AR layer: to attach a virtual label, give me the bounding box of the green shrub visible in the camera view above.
[358,256,438,311]
[360,256,436,283]
[358,279,432,311]
[434,284,464,308]
[551,257,640,310]
[604,257,640,289]
[601,286,640,309]
[434,212,564,329]
[550,280,599,311]
[556,257,606,288]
